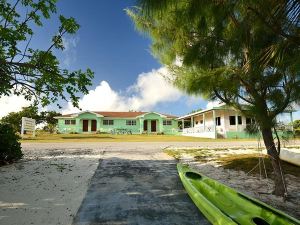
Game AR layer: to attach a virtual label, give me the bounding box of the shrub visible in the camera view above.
[0,123,23,166]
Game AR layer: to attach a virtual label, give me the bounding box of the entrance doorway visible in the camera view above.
[91,120,97,132]
[83,120,88,132]
[151,120,156,132]
[143,120,148,131]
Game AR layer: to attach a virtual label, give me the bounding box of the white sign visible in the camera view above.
[21,117,36,137]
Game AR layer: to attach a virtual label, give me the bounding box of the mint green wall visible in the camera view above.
[226,131,257,139]
[99,118,141,134]
[226,131,293,139]
[57,112,101,133]
[57,112,179,134]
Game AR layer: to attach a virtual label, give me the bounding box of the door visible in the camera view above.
[143,120,148,131]
[151,120,156,132]
[83,120,88,132]
[91,120,97,132]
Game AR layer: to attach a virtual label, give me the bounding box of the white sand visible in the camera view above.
[0,149,101,225]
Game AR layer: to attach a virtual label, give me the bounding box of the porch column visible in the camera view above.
[139,118,144,134]
[212,110,217,139]
[158,118,163,133]
[88,120,92,132]
[203,113,206,132]
[76,118,80,133]
[235,112,238,132]
[191,116,194,127]
[97,118,101,132]
[290,112,294,132]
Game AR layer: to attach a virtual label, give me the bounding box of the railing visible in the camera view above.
[182,126,214,134]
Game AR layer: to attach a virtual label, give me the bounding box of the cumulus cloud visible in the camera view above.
[62,67,185,114]
[0,94,32,118]
[206,100,224,109]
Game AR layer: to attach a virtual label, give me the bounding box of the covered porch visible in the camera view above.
[178,109,217,139]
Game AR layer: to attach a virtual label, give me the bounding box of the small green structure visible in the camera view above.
[54,111,178,134]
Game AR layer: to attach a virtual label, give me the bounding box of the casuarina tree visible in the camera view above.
[128,0,300,196]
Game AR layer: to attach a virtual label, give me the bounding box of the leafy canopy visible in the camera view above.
[0,0,94,107]
[128,0,300,128]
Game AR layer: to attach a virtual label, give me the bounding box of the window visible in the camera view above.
[103,120,113,125]
[65,120,76,125]
[215,117,221,126]
[126,120,136,126]
[229,116,236,125]
[246,118,255,124]
[238,116,242,125]
[163,120,172,125]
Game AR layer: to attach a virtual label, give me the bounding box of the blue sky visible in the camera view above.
[8,0,200,116]
[1,0,299,120]
[49,0,206,116]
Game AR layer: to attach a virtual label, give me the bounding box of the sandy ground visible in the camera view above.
[0,142,212,225]
[0,141,299,225]
[0,148,101,225]
[169,147,300,219]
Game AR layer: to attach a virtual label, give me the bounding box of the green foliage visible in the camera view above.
[0,123,23,165]
[0,106,41,132]
[129,0,300,195]
[0,106,61,133]
[293,120,300,130]
[128,1,300,129]
[40,111,61,133]
[293,120,300,137]
[0,0,94,107]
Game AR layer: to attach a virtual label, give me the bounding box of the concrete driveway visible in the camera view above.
[72,149,209,225]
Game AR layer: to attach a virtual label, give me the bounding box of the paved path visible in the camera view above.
[71,148,209,225]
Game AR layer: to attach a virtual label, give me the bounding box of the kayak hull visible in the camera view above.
[177,163,300,225]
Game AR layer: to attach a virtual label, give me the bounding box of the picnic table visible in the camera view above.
[110,128,132,135]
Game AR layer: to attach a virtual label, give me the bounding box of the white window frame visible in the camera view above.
[65,119,76,125]
[103,120,114,125]
[126,120,136,126]
[163,120,172,126]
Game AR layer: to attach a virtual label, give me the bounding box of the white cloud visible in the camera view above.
[0,94,32,118]
[206,100,224,109]
[126,67,182,110]
[62,36,79,67]
[62,67,185,114]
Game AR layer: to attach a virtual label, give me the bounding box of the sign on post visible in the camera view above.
[21,117,36,137]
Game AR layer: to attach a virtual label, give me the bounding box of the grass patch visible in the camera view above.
[21,133,258,143]
[219,154,300,178]
[163,148,214,160]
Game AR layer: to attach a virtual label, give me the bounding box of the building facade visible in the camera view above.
[55,111,179,134]
[178,105,294,139]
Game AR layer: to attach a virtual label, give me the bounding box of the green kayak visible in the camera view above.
[177,163,300,225]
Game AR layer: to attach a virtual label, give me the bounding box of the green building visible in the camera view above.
[54,111,179,134]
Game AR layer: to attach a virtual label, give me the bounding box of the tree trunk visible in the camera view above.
[261,127,287,197]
